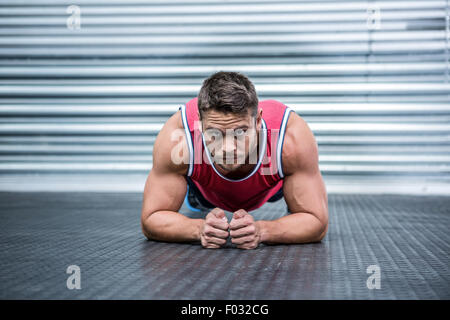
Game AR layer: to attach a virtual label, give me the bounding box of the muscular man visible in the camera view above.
[141,71,328,249]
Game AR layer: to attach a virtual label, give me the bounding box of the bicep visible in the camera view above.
[283,168,328,225]
[141,110,189,222]
[141,168,187,222]
[282,116,328,224]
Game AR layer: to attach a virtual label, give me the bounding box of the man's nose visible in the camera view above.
[223,135,236,154]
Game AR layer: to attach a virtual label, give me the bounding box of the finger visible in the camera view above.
[207,218,229,231]
[232,209,247,220]
[231,234,255,245]
[201,238,221,249]
[204,243,221,249]
[204,235,227,246]
[237,243,258,250]
[210,207,226,219]
[204,225,229,239]
[229,216,251,230]
[207,208,228,230]
[230,225,255,238]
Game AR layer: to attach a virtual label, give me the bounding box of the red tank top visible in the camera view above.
[179,97,293,212]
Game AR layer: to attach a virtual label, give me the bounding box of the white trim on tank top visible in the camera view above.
[277,107,293,179]
[179,104,194,177]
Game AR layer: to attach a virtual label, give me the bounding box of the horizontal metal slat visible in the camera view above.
[0,103,448,116]
[0,42,445,57]
[1,75,447,85]
[0,122,448,134]
[0,163,448,174]
[0,135,448,146]
[1,54,445,65]
[0,0,438,5]
[0,94,447,103]
[1,83,449,96]
[0,147,445,159]
[0,123,163,134]
[316,136,450,144]
[0,21,445,35]
[0,2,445,16]
[1,115,449,124]
[0,10,445,25]
[0,32,445,46]
[0,63,445,78]
[0,145,153,153]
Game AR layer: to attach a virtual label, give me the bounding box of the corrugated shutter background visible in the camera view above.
[0,0,449,194]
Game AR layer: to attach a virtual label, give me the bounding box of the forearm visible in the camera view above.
[142,210,204,243]
[257,212,327,244]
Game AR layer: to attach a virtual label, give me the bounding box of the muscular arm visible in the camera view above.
[257,113,329,244]
[140,111,203,243]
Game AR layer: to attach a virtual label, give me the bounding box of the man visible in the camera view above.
[141,71,328,249]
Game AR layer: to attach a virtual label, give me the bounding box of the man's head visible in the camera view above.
[198,71,259,120]
[197,71,262,173]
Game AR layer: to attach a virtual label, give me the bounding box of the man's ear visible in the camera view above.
[197,111,203,132]
[256,108,263,128]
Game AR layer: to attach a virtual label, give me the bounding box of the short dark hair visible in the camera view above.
[197,71,258,120]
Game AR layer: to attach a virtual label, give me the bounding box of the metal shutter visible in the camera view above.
[0,0,449,194]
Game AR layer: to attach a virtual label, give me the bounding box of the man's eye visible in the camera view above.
[235,128,246,136]
[205,129,222,138]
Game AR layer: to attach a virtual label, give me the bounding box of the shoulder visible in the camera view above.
[281,111,319,176]
[152,109,190,176]
[259,99,286,112]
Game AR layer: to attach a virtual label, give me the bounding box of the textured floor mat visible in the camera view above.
[0,192,448,299]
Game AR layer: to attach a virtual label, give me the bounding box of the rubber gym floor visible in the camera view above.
[0,191,448,299]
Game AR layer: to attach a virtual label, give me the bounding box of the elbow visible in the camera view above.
[315,219,328,242]
[141,221,152,240]
[142,227,152,241]
[315,230,326,242]
[141,212,155,240]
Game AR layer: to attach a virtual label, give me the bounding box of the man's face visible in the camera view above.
[199,109,262,172]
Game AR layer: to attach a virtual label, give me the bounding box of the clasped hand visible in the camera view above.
[200,208,261,250]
